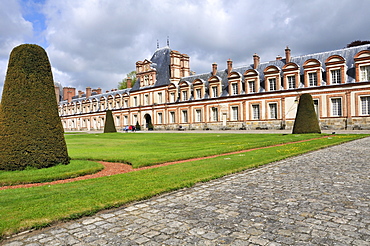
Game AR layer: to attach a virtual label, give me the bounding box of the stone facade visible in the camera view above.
[58,45,370,131]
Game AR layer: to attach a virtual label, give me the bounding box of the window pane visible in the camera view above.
[269,103,277,119]
[309,72,318,86]
[331,69,341,84]
[252,105,260,120]
[269,78,276,91]
[288,76,295,89]
[361,96,370,115]
[331,98,342,116]
[360,66,370,81]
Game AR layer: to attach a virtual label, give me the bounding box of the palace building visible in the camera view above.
[58,44,370,131]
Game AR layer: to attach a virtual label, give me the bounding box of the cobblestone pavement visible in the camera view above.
[3,137,370,246]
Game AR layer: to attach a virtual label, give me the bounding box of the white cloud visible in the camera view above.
[1,0,370,95]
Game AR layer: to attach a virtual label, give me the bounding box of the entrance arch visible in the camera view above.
[144,114,153,130]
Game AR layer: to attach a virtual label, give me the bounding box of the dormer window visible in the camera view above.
[360,65,370,81]
[212,86,218,98]
[231,83,238,95]
[325,55,346,85]
[287,75,296,89]
[269,78,277,91]
[196,88,201,99]
[248,81,255,93]
[308,72,318,86]
[182,90,188,101]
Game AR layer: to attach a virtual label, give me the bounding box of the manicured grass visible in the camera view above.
[0,161,103,186]
[65,133,328,168]
[0,134,366,239]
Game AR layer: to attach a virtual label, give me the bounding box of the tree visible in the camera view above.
[346,40,370,48]
[0,44,70,170]
[292,93,321,134]
[118,71,137,89]
[103,110,117,133]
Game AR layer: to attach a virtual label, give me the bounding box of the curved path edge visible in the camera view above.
[0,136,331,190]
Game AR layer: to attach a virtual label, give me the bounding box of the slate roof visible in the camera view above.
[131,46,171,91]
[179,44,370,95]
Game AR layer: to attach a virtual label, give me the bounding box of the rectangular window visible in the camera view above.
[313,99,319,119]
[252,104,260,120]
[248,81,255,93]
[331,98,342,116]
[144,94,149,105]
[212,107,218,121]
[158,112,163,124]
[170,92,175,102]
[196,88,201,99]
[231,106,238,121]
[115,116,120,126]
[133,115,137,124]
[124,99,128,108]
[287,75,296,89]
[269,103,277,119]
[133,97,138,107]
[331,69,341,84]
[269,78,276,91]
[182,90,188,101]
[195,109,202,122]
[158,92,162,103]
[308,72,318,86]
[169,111,175,123]
[124,115,128,125]
[212,86,218,98]
[361,96,370,115]
[360,65,370,81]
[231,83,238,95]
[182,110,188,123]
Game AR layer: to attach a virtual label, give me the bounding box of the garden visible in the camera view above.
[0,132,368,239]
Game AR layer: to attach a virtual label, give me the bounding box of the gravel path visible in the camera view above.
[2,137,370,245]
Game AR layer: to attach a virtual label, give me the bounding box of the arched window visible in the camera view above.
[303,59,323,87]
[244,69,260,93]
[354,50,370,82]
[263,66,281,91]
[193,79,206,100]
[208,76,222,98]
[228,72,243,95]
[325,55,346,85]
[282,62,300,89]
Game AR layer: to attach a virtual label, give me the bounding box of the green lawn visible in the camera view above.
[0,160,103,186]
[0,133,367,239]
[65,132,330,168]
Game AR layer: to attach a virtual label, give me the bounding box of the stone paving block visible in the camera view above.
[2,137,370,245]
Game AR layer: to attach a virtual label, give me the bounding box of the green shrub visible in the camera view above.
[0,44,70,170]
[103,110,117,133]
[292,93,321,134]
[135,121,141,131]
[148,121,154,130]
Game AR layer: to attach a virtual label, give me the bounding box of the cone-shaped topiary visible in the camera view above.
[103,110,117,133]
[0,44,70,170]
[135,121,141,131]
[292,93,321,134]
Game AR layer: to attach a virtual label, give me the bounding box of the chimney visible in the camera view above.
[253,53,260,69]
[63,87,75,103]
[78,90,84,97]
[86,87,91,98]
[106,90,109,93]
[96,87,102,94]
[285,46,291,63]
[212,63,218,76]
[127,77,132,88]
[276,55,282,61]
[227,59,233,76]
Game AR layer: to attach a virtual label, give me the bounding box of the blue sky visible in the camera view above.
[1,0,370,97]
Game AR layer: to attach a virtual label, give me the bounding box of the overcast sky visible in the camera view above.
[1,0,370,96]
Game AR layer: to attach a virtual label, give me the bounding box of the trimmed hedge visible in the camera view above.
[292,93,321,134]
[103,110,117,133]
[0,44,70,170]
